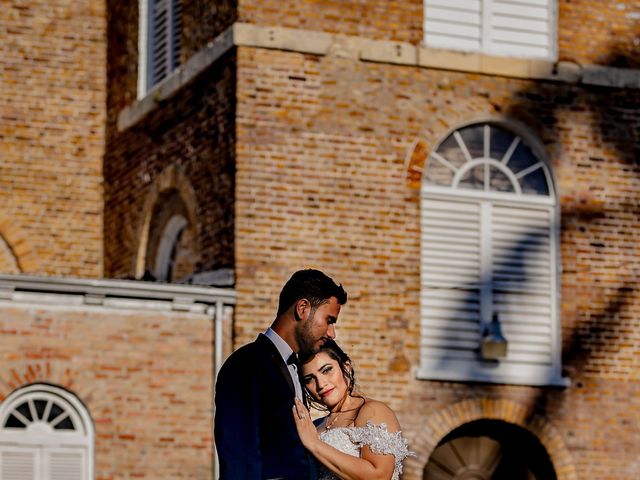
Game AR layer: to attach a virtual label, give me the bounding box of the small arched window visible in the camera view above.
[419,122,565,386]
[0,384,94,479]
[145,190,199,283]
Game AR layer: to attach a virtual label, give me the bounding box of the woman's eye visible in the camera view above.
[303,377,313,384]
[321,366,332,374]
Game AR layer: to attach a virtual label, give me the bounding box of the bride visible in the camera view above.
[292,339,413,480]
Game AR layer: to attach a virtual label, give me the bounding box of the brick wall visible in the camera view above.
[181,1,238,59]
[0,0,106,276]
[101,1,640,477]
[238,0,640,68]
[559,0,640,68]
[234,46,640,479]
[104,54,236,278]
[107,0,236,117]
[238,0,424,44]
[0,303,215,479]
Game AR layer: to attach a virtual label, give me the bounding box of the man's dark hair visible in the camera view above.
[277,269,347,316]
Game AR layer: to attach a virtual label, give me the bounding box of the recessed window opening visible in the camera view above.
[0,384,94,480]
[419,122,563,386]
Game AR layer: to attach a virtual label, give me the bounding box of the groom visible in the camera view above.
[214,269,348,479]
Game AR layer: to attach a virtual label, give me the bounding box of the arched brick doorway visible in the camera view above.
[423,419,556,480]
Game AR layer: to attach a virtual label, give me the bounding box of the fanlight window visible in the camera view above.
[419,122,565,386]
[0,384,94,480]
[4,398,76,432]
[144,190,199,283]
[424,124,552,196]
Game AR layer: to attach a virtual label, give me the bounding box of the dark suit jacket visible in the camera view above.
[214,333,317,479]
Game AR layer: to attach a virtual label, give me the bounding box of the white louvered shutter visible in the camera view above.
[491,203,554,366]
[424,0,482,52]
[424,0,554,59]
[46,450,85,480]
[421,197,483,363]
[420,194,558,383]
[0,448,37,480]
[487,0,554,58]
[0,386,94,480]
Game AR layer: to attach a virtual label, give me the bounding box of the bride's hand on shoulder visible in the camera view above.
[292,397,320,449]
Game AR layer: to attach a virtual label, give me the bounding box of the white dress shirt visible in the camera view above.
[264,327,303,400]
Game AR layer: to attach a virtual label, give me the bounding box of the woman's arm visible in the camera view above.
[292,398,398,480]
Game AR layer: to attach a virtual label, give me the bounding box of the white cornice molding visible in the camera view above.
[0,274,236,311]
[118,22,640,131]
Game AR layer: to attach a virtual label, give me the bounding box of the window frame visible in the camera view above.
[418,121,567,386]
[423,0,558,60]
[0,384,94,479]
[138,0,183,99]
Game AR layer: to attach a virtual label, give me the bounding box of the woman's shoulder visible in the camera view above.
[354,398,400,431]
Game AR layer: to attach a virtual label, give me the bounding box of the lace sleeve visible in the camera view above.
[345,422,415,479]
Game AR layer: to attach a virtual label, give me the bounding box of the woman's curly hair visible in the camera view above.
[298,339,356,411]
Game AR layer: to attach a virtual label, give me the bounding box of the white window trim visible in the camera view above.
[423,0,558,61]
[418,122,567,387]
[137,0,150,99]
[0,384,94,479]
[137,0,182,99]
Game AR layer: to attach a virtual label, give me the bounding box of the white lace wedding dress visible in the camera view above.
[316,421,413,480]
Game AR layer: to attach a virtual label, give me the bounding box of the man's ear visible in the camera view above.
[294,299,310,321]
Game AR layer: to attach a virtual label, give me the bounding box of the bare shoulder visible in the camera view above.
[354,398,400,432]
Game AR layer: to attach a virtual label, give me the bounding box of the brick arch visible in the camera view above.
[133,164,200,278]
[0,361,85,402]
[404,398,577,480]
[403,109,553,189]
[0,216,39,273]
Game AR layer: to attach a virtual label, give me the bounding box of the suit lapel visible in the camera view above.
[257,333,296,396]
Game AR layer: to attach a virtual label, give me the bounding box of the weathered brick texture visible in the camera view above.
[238,0,640,68]
[0,0,105,276]
[559,0,640,68]
[104,55,236,278]
[238,0,424,44]
[0,304,215,479]
[52,0,640,478]
[234,46,640,479]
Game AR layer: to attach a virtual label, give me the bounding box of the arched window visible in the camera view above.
[144,189,199,283]
[419,122,565,386]
[0,384,94,479]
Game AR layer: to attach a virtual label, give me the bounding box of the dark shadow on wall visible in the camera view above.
[428,222,564,384]
[500,39,640,422]
[420,38,640,477]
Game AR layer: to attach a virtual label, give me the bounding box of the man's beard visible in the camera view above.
[295,307,320,355]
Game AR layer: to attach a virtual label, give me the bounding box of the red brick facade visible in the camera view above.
[103,56,236,278]
[1,0,639,478]
[0,0,105,277]
[238,0,640,68]
[0,303,215,478]
[234,47,640,478]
